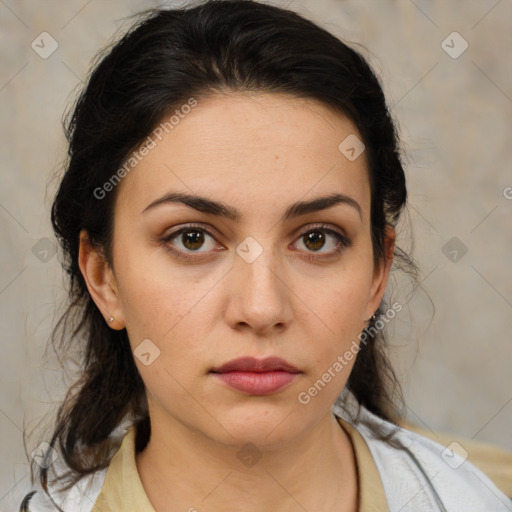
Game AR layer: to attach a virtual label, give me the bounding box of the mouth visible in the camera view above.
[210,356,301,395]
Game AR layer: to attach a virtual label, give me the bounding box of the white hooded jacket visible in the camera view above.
[20,398,512,512]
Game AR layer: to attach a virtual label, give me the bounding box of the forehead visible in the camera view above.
[115,91,371,223]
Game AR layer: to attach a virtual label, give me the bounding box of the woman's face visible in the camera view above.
[86,92,394,448]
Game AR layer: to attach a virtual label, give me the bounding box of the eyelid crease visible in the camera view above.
[158,222,351,261]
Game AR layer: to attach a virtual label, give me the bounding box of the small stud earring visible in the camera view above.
[365,314,376,322]
[108,316,114,324]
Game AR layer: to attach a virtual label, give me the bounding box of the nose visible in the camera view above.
[224,244,293,336]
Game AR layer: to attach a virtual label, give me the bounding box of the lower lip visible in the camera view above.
[212,371,298,395]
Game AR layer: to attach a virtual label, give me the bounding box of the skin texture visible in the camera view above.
[79,91,395,511]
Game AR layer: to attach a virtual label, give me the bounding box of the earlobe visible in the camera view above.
[78,230,125,330]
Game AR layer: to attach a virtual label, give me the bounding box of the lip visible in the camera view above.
[211,356,301,374]
[210,357,301,395]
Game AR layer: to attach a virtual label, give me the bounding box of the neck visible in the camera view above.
[135,409,358,512]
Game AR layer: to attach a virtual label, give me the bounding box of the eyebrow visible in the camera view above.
[142,191,363,222]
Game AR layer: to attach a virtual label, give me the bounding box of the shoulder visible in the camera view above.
[18,467,107,512]
[19,421,133,512]
[333,401,512,512]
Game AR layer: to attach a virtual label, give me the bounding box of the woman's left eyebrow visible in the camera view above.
[142,191,362,222]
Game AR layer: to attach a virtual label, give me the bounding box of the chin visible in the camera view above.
[211,403,303,447]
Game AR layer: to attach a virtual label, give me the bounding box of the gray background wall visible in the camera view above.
[1,0,511,508]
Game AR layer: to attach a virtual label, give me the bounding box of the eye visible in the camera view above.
[160,224,223,261]
[292,224,351,260]
[159,223,351,262]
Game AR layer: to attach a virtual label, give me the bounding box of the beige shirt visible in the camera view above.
[92,417,389,512]
[337,417,389,511]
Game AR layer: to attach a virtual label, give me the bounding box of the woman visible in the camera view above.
[20,1,511,511]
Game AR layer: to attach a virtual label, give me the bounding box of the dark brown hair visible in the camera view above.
[29,0,417,502]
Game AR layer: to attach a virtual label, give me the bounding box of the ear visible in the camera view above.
[364,224,395,322]
[78,230,125,330]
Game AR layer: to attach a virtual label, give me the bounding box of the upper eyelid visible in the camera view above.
[165,222,346,236]
[163,222,348,246]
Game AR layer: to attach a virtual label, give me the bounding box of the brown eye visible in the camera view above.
[303,231,326,251]
[181,230,205,251]
[161,224,220,260]
[293,225,351,259]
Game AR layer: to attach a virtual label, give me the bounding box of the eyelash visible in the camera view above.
[159,223,352,262]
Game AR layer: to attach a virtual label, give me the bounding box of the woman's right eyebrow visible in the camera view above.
[142,191,362,223]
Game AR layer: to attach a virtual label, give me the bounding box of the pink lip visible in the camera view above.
[211,357,301,395]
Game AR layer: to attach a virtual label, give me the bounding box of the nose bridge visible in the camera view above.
[237,236,283,300]
[228,235,291,331]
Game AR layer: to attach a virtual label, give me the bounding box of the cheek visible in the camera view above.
[308,267,372,335]
[113,240,200,338]
[300,263,373,377]
[113,251,223,391]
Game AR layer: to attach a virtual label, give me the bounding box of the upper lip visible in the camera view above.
[211,356,301,374]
